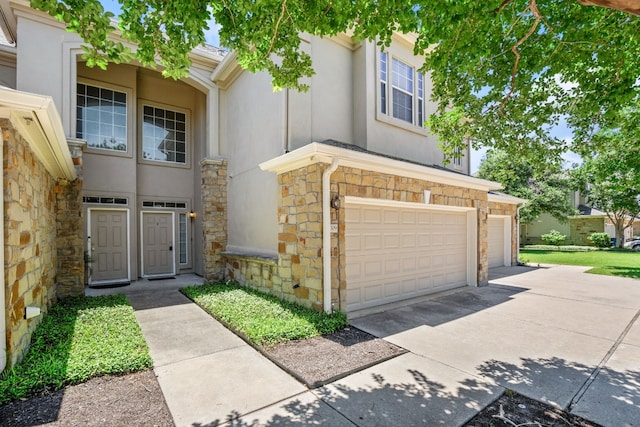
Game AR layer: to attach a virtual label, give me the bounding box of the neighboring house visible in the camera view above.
[520,191,637,245]
[1,1,523,369]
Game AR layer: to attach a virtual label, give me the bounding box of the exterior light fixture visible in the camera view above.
[330,195,341,210]
[188,210,197,219]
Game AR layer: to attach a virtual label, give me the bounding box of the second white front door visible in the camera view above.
[142,212,175,277]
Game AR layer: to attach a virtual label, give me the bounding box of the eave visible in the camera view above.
[260,142,503,192]
[0,86,76,180]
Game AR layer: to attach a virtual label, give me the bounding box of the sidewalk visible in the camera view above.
[86,268,640,426]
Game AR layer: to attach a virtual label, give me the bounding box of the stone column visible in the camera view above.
[201,158,228,281]
[56,139,85,297]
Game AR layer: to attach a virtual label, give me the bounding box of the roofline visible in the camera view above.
[0,86,76,180]
[488,192,527,205]
[260,142,503,192]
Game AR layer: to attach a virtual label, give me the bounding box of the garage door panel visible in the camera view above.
[488,217,508,268]
[363,234,382,249]
[363,208,382,223]
[346,202,470,312]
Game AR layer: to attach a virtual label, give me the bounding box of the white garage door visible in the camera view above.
[488,216,509,268]
[345,201,470,312]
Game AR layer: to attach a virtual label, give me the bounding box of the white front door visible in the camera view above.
[89,209,129,284]
[141,212,175,277]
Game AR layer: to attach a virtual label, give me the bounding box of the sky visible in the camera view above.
[470,118,582,174]
[100,0,582,173]
[100,0,221,47]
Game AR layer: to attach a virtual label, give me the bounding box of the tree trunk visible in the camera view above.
[615,220,625,247]
[578,0,640,15]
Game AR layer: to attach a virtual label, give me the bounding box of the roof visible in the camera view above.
[577,204,606,216]
[260,141,504,192]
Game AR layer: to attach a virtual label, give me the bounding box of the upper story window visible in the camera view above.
[77,83,127,151]
[453,146,463,168]
[379,52,425,128]
[142,105,187,164]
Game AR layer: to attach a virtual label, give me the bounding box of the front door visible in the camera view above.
[89,209,129,284]
[142,212,175,277]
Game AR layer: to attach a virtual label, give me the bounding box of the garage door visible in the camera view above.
[345,200,471,312]
[488,216,509,268]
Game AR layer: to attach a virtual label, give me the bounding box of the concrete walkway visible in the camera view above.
[87,267,640,426]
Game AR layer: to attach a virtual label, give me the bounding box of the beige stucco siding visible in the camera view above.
[220,70,282,254]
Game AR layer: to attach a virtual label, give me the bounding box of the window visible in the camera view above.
[77,83,127,151]
[179,213,188,264]
[453,147,463,168]
[142,105,187,164]
[379,53,426,127]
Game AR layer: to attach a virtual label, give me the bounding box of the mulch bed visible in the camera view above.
[464,391,602,427]
[0,370,173,427]
[264,326,408,387]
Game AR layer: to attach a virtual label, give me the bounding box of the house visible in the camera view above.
[1,0,523,370]
[521,191,638,245]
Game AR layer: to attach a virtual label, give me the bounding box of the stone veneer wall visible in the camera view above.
[56,140,84,296]
[235,163,491,312]
[3,120,57,366]
[570,217,604,246]
[488,201,519,265]
[201,158,228,281]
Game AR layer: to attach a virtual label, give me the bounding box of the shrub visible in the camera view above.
[589,232,611,248]
[541,230,566,246]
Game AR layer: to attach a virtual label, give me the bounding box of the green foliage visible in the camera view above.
[477,149,576,223]
[520,249,640,279]
[0,295,152,404]
[589,232,612,248]
[572,123,640,247]
[30,1,640,164]
[541,229,566,246]
[181,283,347,347]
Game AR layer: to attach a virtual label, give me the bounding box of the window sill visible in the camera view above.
[375,111,429,137]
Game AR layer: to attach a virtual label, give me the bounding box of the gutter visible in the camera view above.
[322,157,339,313]
[0,131,4,373]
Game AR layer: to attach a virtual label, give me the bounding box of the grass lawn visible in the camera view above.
[181,282,347,347]
[521,249,640,279]
[0,295,152,405]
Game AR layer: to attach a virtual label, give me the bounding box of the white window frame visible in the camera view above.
[76,79,133,158]
[138,100,191,169]
[377,50,428,134]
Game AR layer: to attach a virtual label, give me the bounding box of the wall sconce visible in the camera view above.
[188,210,197,219]
[330,195,341,210]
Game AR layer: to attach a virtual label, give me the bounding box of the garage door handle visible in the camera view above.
[169,245,173,251]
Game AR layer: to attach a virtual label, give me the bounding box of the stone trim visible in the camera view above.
[201,158,228,281]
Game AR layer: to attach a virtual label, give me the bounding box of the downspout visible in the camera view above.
[322,157,339,313]
[516,203,524,264]
[1,137,5,374]
[282,88,290,153]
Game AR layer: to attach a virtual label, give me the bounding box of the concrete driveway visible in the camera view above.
[334,265,640,426]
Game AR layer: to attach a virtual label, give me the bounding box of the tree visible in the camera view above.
[572,116,640,247]
[476,149,576,223]
[31,1,640,165]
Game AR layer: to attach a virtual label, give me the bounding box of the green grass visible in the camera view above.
[0,295,152,405]
[521,249,640,279]
[181,283,347,347]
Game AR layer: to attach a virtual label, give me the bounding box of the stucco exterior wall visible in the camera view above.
[220,70,281,255]
[521,213,572,245]
[3,120,57,366]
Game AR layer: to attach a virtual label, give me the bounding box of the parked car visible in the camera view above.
[624,238,640,251]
